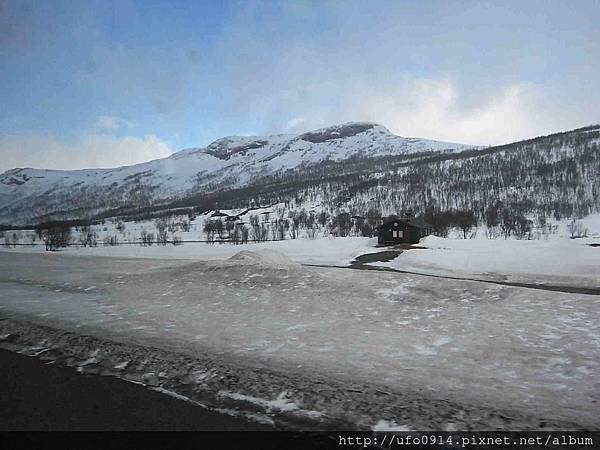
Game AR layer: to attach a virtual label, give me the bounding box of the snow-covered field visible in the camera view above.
[1,250,599,429]
[4,208,599,280]
[4,224,599,289]
[374,235,600,288]
[0,235,378,266]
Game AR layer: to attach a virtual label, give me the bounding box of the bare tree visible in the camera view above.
[41,225,72,251]
[79,226,98,247]
[231,224,242,245]
[365,208,381,229]
[249,214,260,241]
[276,219,286,240]
[317,211,329,228]
[515,216,533,240]
[203,221,216,243]
[103,235,119,246]
[270,221,278,240]
[140,228,155,246]
[225,220,235,239]
[213,219,224,240]
[289,221,298,239]
[500,209,516,239]
[116,220,126,234]
[4,231,21,248]
[155,219,168,245]
[336,212,351,237]
[567,219,587,238]
[258,223,269,241]
[360,221,373,237]
[485,203,501,239]
[454,210,477,239]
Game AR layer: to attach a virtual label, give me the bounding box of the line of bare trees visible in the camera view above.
[203,219,249,244]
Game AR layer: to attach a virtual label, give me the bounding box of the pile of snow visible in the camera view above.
[226,250,300,269]
[371,420,413,432]
[218,391,325,420]
[219,391,300,413]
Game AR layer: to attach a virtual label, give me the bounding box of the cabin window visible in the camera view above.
[392,230,404,238]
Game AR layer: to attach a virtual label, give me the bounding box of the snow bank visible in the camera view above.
[219,391,300,413]
[371,420,413,432]
[226,250,300,269]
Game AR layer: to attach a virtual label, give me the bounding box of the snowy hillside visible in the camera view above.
[0,122,470,225]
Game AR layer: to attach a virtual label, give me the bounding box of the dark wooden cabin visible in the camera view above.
[377,216,432,245]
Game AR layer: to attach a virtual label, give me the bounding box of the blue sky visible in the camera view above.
[1,0,599,170]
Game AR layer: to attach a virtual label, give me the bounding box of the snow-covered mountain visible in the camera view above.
[0,122,472,224]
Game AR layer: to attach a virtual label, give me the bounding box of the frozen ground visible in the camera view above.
[374,236,600,288]
[0,251,599,429]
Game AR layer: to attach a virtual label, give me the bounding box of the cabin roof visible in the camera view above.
[377,217,432,230]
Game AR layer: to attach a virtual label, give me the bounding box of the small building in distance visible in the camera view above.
[377,215,432,246]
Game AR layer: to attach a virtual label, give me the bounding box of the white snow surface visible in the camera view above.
[1,251,599,428]
[1,235,378,266]
[217,391,322,416]
[376,235,600,287]
[371,420,413,432]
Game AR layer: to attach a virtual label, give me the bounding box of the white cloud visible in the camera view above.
[0,132,173,172]
[347,79,545,146]
[283,117,308,133]
[95,115,134,130]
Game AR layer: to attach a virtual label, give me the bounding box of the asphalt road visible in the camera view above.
[0,348,270,431]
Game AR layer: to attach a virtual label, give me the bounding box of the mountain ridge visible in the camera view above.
[0,122,473,224]
[1,122,598,227]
